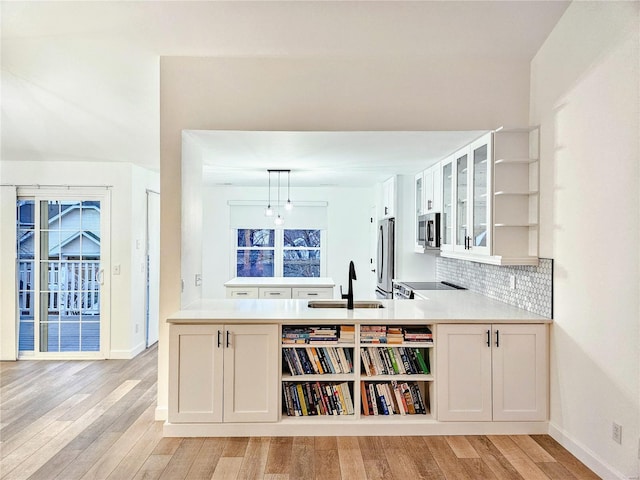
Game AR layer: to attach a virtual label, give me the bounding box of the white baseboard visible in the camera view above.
[548,422,635,480]
[155,405,167,421]
[109,341,146,360]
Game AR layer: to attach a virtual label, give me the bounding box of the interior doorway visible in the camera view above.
[145,190,160,347]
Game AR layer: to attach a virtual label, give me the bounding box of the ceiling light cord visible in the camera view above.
[275,170,284,226]
[265,170,274,217]
[285,170,293,211]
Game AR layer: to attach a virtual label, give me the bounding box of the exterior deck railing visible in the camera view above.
[18,260,101,316]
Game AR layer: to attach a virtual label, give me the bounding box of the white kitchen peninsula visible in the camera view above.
[166,291,551,437]
[224,277,335,299]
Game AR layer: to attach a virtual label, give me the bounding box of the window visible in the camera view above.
[283,229,321,277]
[236,229,275,277]
[235,228,324,277]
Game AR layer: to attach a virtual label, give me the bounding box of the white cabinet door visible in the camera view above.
[437,323,548,422]
[169,324,224,423]
[429,164,442,213]
[492,324,547,421]
[291,287,333,299]
[468,134,492,256]
[223,324,279,422]
[382,176,396,218]
[440,156,455,252]
[259,287,292,299]
[437,324,492,421]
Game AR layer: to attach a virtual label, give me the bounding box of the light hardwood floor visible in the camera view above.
[0,345,600,480]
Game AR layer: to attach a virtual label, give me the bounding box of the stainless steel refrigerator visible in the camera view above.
[375,218,395,298]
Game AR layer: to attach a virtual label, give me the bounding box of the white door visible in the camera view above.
[16,191,111,359]
[436,324,492,421]
[223,324,279,423]
[492,324,547,421]
[145,190,160,347]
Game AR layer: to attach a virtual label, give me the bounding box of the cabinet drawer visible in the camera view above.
[291,287,333,299]
[259,288,292,299]
[226,288,259,299]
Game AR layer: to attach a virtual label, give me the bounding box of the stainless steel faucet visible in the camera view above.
[347,261,357,309]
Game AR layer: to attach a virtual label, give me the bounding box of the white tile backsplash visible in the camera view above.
[436,257,553,318]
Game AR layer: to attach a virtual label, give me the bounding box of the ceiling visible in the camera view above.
[1,1,570,180]
[188,130,486,187]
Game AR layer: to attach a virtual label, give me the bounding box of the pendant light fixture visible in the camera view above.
[265,170,274,217]
[274,170,284,226]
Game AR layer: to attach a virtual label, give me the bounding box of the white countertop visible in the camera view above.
[224,277,335,288]
[169,291,551,324]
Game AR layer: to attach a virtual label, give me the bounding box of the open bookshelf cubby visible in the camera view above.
[280,323,435,421]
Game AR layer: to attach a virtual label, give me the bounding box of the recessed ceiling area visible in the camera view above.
[187,130,486,187]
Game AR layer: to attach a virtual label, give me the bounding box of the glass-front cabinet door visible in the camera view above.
[469,134,492,255]
[440,156,454,252]
[454,147,470,253]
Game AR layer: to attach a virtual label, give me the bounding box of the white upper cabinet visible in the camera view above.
[381,176,397,219]
[439,128,539,265]
[424,164,441,213]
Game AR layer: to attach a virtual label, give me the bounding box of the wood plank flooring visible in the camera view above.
[0,345,600,480]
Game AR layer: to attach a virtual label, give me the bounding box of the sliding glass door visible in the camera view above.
[17,191,110,358]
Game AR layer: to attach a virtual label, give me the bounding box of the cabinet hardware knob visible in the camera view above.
[495,329,500,348]
[486,329,491,347]
[226,330,231,348]
[217,330,222,348]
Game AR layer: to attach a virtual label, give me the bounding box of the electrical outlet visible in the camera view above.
[135,324,139,334]
[195,274,202,286]
[612,422,622,444]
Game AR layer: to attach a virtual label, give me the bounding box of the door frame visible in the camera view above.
[16,187,111,359]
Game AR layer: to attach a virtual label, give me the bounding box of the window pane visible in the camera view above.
[284,229,321,248]
[237,229,275,247]
[237,250,274,277]
[283,250,320,277]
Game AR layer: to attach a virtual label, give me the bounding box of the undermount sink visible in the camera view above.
[307,300,384,309]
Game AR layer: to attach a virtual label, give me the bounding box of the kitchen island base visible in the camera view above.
[167,296,550,438]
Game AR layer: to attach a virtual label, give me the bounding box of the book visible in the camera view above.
[392,382,407,415]
[368,383,379,415]
[375,384,389,415]
[387,347,400,374]
[413,348,429,374]
[309,347,324,374]
[360,348,372,376]
[338,382,354,415]
[401,383,416,414]
[296,383,308,416]
[360,381,370,415]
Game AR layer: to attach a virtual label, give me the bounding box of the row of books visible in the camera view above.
[282,326,338,344]
[282,325,359,344]
[402,326,433,343]
[361,381,428,415]
[360,346,430,376]
[282,347,353,376]
[283,381,354,416]
[359,326,433,344]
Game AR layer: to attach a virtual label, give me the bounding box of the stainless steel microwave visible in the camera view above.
[418,213,441,249]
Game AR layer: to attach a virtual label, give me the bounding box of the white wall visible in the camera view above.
[202,185,375,300]
[395,174,437,282]
[531,2,640,478]
[0,161,159,359]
